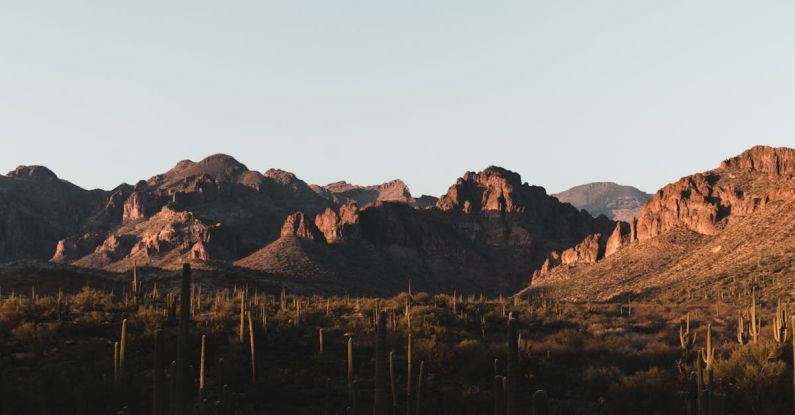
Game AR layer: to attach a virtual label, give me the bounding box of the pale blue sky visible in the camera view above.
[1,1,793,196]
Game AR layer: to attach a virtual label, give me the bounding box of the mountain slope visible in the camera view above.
[526,146,795,301]
[553,182,651,222]
[0,166,108,262]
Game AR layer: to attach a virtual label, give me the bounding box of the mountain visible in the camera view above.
[315,179,438,208]
[0,166,108,263]
[553,182,651,222]
[53,154,335,271]
[526,145,795,300]
[236,166,616,294]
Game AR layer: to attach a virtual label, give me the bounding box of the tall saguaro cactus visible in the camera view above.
[506,313,519,415]
[415,361,425,415]
[373,311,389,415]
[406,333,413,415]
[348,337,354,405]
[773,298,788,344]
[199,334,206,398]
[389,351,397,412]
[119,319,127,377]
[532,390,549,415]
[248,310,257,387]
[175,263,192,415]
[750,289,761,343]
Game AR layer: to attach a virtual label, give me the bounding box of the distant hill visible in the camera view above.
[314,179,438,208]
[553,182,651,221]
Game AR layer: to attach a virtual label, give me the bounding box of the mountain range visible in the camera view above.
[1,145,792,298]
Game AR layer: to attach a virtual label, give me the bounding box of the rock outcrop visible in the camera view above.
[281,212,323,241]
[636,146,795,241]
[314,203,360,243]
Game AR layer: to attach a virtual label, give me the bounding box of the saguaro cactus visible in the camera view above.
[750,289,761,343]
[389,351,397,411]
[737,311,748,346]
[348,337,354,404]
[239,294,245,344]
[679,313,696,355]
[248,310,257,387]
[415,361,425,415]
[113,341,120,381]
[199,335,206,397]
[175,263,192,415]
[406,334,413,415]
[506,313,519,415]
[374,311,389,415]
[532,390,549,415]
[702,324,714,370]
[791,315,795,412]
[494,376,505,415]
[774,298,788,344]
[119,319,127,377]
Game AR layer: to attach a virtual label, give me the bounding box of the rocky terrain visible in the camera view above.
[553,182,651,222]
[236,166,615,294]
[0,166,109,263]
[528,145,795,300]
[2,145,793,298]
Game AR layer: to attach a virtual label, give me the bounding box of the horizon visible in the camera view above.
[3,2,794,195]
[1,144,789,197]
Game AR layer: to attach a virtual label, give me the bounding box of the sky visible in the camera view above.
[1,1,793,197]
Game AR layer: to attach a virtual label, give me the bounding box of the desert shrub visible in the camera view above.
[607,367,677,414]
[11,321,60,358]
[72,287,114,312]
[579,365,621,398]
[134,305,165,336]
[451,339,492,379]
[714,341,788,411]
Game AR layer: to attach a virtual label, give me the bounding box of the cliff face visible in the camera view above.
[636,146,795,241]
[237,166,617,294]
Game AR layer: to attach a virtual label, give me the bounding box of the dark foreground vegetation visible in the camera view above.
[1,265,794,415]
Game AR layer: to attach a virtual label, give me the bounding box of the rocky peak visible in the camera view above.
[322,178,416,206]
[7,165,59,181]
[436,166,527,213]
[152,154,249,188]
[720,145,795,177]
[265,168,302,186]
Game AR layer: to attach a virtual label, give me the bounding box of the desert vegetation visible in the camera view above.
[1,265,795,415]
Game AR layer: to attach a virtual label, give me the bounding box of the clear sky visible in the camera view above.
[1,2,793,196]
